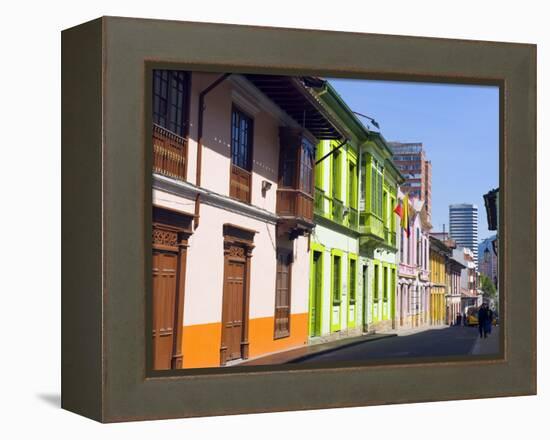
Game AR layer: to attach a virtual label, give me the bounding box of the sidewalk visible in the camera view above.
[470,326,500,355]
[239,332,397,366]
[391,324,449,337]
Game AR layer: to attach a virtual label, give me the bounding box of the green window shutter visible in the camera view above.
[333,255,341,304]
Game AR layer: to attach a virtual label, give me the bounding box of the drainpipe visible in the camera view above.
[194,73,232,229]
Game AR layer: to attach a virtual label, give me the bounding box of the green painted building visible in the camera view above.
[308,82,404,340]
[358,132,403,332]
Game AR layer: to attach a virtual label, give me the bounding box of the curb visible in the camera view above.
[288,333,398,363]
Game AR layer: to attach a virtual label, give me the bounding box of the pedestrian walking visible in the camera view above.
[478,303,489,338]
[462,313,467,326]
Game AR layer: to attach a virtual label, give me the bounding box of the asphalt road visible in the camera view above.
[293,325,500,364]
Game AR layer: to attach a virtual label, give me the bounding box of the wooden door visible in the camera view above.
[274,250,292,339]
[152,251,178,370]
[311,251,323,336]
[223,255,246,362]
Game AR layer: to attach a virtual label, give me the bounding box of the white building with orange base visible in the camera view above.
[150,70,345,369]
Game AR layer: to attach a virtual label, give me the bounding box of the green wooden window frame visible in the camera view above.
[348,255,357,304]
[331,143,342,201]
[373,263,379,301]
[360,154,367,211]
[347,158,357,209]
[383,188,389,228]
[369,157,384,218]
[315,141,324,189]
[332,253,342,305]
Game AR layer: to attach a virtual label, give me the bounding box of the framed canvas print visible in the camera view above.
[61,16,536,422]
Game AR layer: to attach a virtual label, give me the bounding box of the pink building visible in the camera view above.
[396,198,432,328]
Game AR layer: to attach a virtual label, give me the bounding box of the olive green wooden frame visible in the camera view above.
[61,16,536,422]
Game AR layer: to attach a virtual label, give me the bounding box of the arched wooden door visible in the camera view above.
[151,207,193,370]
[220,224,255,365]
[152,249,179,370]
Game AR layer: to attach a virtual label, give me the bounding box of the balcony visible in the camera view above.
[399,263,418,279]
[347,207,358,230]
[276,188,314,223]
[152,124,187,181]
[230,164,252,203]
[314,187,331,218]
[359,212,384,240]
[419,269,430,282]
[358,211,385,252]
[332,198,344,224]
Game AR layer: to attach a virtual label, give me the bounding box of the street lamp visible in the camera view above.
[352,111,380,130]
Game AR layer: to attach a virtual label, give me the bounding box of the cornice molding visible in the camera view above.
[153,174,278,225]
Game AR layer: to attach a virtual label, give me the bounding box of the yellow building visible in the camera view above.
[429,236,451,325]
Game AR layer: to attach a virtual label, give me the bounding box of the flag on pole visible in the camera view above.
[393,198,403,218]
[401,194,410,237]
[393,187,405,218]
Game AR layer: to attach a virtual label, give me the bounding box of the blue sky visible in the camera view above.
[328,78,499,242]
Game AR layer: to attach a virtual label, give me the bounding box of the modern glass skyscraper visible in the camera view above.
[449,204,478,267]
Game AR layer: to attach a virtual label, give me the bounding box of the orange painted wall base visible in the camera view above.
[180,313,308,369]
[248,313,308,359]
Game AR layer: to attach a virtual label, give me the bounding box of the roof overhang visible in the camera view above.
[244,74,344,140]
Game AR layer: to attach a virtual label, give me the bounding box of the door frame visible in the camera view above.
[151,206,194,370]
[220,223,256,366]
[330,248,344,333]
[362,263,369,332]
[347,253,358,329]
[309,242,325,337]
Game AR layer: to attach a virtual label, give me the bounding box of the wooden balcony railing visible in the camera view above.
[347,207,358,230]
[359,211,385,240]
[314,187,325,214]
[332,198,344,224]
[152,124,187,181]
[276,189,314,222]
[314,187,332,218]
[230,164,252,203]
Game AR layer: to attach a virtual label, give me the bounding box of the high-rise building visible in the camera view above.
[449,204,479,267]
[388,142,432,221]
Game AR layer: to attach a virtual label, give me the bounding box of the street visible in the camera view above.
[293,325,500,364]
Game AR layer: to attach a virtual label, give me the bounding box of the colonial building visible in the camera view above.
[453,247,482,314]
[396,199,432,328]
[429,235,452,325]
[359,133,403,332]
[445,256,466,325]
[309,85,364,340]
[308,81,403,339]
[151,71,345,369]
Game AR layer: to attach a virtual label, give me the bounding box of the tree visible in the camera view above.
[480,274,497,298]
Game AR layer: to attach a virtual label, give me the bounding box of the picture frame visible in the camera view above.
[61,16,536,422]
